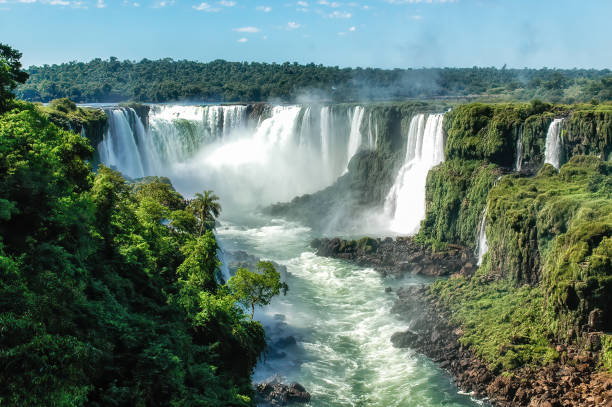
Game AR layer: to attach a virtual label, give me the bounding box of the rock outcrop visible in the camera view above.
[311,236,476,278]
[255,376,311,406]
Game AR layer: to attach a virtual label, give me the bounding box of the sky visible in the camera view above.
[1,0,611,69]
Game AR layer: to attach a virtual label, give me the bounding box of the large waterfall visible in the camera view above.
[544,118,564,169]
[384,113,446,234]
[97,104,372,210]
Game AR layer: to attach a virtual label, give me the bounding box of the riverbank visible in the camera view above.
[391,285,612,407]
[313,239,612,406]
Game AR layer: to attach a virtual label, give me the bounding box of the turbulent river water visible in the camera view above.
[216,214,479,407]
[96,103,482,406]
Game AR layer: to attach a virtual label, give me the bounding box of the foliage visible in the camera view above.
[37,97,108,146]
[15,57,612,103]
[187,190,221,235]
[431,277,558,373]
[0,103,265,406]
[419,159,500,248]
[228,261,288,319]
[0,43,28,113]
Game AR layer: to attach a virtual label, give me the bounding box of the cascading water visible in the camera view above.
[544,118,564,169]
[98,107,147,179]
[98,103,480,406]
[346,106,366,168]
[476,208,488,266]
[514,125,523,172]
[384,113,446,234]
[97,104,375,210]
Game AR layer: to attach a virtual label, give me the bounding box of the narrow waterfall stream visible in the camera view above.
[544,118,564,169]
[96,103,480,407]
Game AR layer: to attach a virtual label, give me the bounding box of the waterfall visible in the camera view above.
[98,103,370,209]
[544,118,564,169]
[366,111,379,150]
[98,108,147,179]
[514,125,523,172]
[346,106,366,167]
[384,113,446,234]
[476,208,488,266]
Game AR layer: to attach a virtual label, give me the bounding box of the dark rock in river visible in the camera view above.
[255,376,311,406]
[312,236,474,278]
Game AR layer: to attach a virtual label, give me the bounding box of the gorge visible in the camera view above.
[88,100,612,406]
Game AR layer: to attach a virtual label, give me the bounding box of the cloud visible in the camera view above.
[287,21,301,29]
[410,14,422,20]
[326,10,351,18]
[43,0,70,5]
[233,26,260,33]
[237,37,248,42]
[96,0,105,8]
[256,5,270,12]
[318,0,341,6]
[218,0,235,6]
[193,1,218,11]
[297,0,308,6]
[348,25,355,31]
[154,0,174,7]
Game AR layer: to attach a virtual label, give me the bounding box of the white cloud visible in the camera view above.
[233,26,260,33]
[297,0,308,6]
[348,25,355,31]
[154,0,174,7]
[256,5,271,12]
[96,0,105,8]
[410,14,422,20]
[326,10,351,18]
[43,0,70,5]
[18,0,37,3]
[287,21,301,29]
[237,37,248,42]
[318,0,340,6]
[132,1,139,6]
[193,1,218,11]
[218,0,235,6]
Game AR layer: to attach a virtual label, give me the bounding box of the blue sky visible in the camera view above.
[1,0,611,69]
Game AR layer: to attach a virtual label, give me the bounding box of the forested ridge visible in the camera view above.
[0,44,286,406]
[17,57,612,104]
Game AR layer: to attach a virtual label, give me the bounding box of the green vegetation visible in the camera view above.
[0,101,276,405]
[419,159,500,248]
[15,56,612,103]
[431,278,557,372]
[228,261,289,319]
[429,156,612,373]
[0,43,28,113]
[37,97,107,146]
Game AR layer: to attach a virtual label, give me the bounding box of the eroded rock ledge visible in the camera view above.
[311,236,476,278]
[391,285,612,407]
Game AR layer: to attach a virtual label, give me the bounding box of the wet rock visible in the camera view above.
[256,376,311,406]
[390,330,419,348]
[312,237,474,278]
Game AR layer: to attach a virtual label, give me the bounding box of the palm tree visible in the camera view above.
[188,190,221,236]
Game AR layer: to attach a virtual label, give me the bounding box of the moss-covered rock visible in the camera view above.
[418,159,501,248]
[38,98,107,146]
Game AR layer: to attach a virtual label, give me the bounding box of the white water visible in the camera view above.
[384,113,446,234]
[98,104,376,211]
[544,118,564,169]
[98,103,481,406]
[514,125,523,172]
[476,208,488,266]
[346,106,366,169]
[217,216,479,407]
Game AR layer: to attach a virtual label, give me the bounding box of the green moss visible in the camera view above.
[38,98,107,146]
[602,335,612,373]
[418,159,500,248]
[431,277,558,373]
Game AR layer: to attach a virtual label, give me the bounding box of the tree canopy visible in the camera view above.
[228,261,289,319]
[0,43,28,113]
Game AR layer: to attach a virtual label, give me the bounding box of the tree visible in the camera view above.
[0,43,28,112]
[228,261,288,319]
[187,190,221,235]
